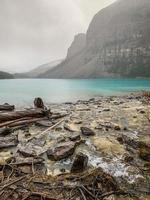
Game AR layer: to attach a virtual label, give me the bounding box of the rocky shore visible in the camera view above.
[0,94,149,200]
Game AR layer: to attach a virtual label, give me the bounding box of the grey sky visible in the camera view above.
[0,0,116,72]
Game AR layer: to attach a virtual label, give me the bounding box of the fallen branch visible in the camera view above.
[8,117,46,128]
[0,117,33,128]
[0,175,27,191]
[0,109,50,123]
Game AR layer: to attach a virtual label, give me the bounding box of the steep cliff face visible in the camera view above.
[66,34,86,59]
[86,0,150,77]
[42,0,150,78]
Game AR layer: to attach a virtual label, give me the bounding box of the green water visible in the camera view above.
[0,79,150,106]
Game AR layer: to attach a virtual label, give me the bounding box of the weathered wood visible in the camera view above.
[8,117,46,128]
[34,97,45,109]
[0,109,49,123]
[0,103,15,111]
[0,117,32,128]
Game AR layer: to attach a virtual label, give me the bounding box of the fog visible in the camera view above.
[0,0,116,72]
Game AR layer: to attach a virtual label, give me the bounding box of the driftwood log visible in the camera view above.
[8,117,46,128]
[0,103,15,111]
[0,109,50,123]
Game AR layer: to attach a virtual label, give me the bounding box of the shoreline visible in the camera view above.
[0,93,149,199]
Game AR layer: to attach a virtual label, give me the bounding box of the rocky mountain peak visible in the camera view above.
[66,33,86,59]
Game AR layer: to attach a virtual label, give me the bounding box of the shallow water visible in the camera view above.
[0,78,150,105]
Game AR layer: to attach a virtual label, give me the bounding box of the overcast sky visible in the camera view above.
[0,0,116,72]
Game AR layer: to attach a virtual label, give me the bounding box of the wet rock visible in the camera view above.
[117,135,139,149]
[18,138,47,157]
[0,136,18,149]
[71,152,88,173]
[35,120,53,127]
[0,151,12,165]
[139,144,150,161]
[124,154,134,163]
[103,108,110,112]
[117,135,150,161]
[114,124,121,131]
[81,127,95,136]
[55,127,63,131]
[139,110,146,114]
[93,137,125,156]
[47,141,76,161]
[0,103,15,111]
[64,123,79,132]
[68,133,81,141]
[0,127,12,136]
[57,136,66,143]
[73,120,82,124]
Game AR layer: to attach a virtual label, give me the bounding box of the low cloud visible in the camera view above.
[0,0,116,72]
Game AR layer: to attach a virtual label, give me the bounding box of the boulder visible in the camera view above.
[47,141,76,161]
[71,152,88,173]
[81,127,95,136]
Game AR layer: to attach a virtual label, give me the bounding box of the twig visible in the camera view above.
[81,185,96,199]
[0,175,27,191]
[0,117,32,128]
[99,191,122,198]
[22,192,56,200]
[28,118,65,141]
[78,187,87,200]
[32,158,35,175]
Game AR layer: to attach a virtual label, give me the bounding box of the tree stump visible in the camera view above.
[34,97,45,109]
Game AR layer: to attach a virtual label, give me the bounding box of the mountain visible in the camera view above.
[14,59,63,78]
[66,33,86,59]
[41,0,150,78]
[0,71,14,79]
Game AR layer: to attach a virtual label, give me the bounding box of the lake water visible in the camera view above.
[0,79,150,106]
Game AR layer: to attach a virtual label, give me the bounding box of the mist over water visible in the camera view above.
[0,79,150,106]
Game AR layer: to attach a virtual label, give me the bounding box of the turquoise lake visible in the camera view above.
[0,79,150,106]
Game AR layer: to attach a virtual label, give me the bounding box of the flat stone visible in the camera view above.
[71,152,88,173]
[81,127,95,136]
[35,120,53,127]
[47,141,76,161]
[64,123,79,132]
[103,108,110,112]
[68,133,81,141]
[0,136,18,149]
[18,138,47,157]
